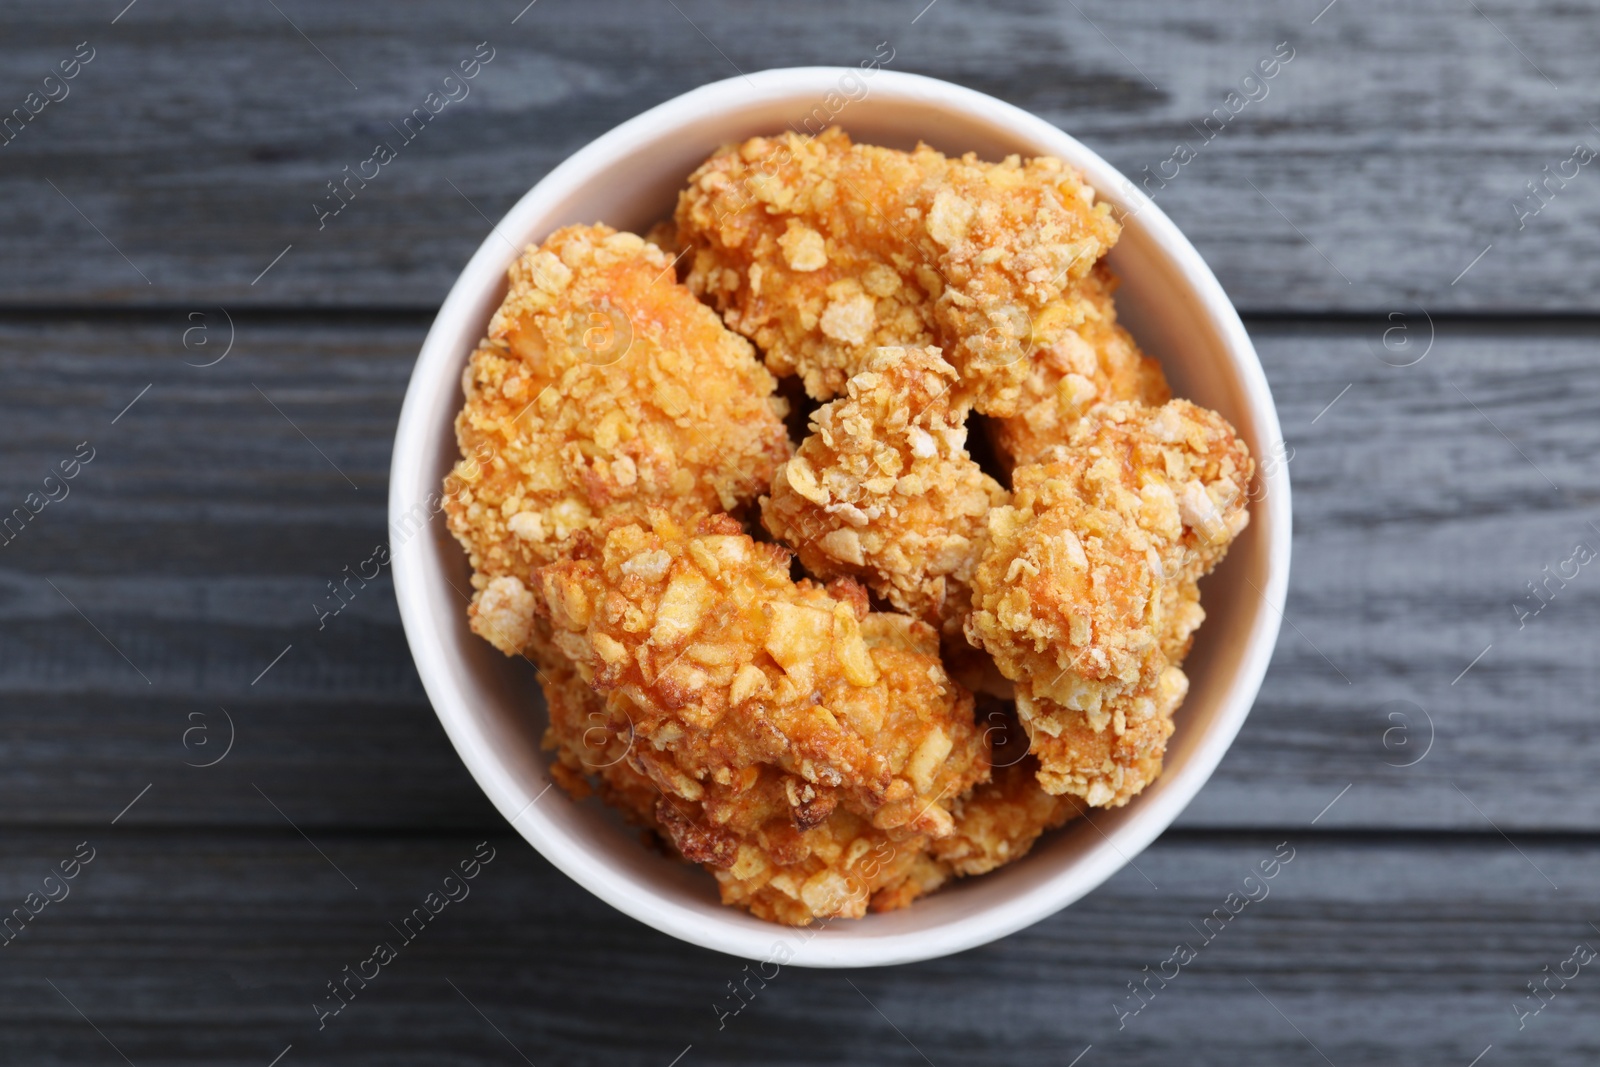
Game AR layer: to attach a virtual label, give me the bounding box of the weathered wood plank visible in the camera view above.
[2,313,1597,830]
[1192,315,1600,830]
[6,2,1593,1058]
[0,313,501,829]
[2,830,1595,1065]
[2,0,1598,311]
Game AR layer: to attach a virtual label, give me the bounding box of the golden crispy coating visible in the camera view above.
[476,573,931,923]
[967,463,1166,717]
[444,223,791,597]
[675,129,932,400]
[966,400,1253,805]
[691,771,946,924]
[930,703,1080,876]
[549,679,945,924]
[991,263,1170,472]
[968,400,1253,712]
[1160,575,1207,667]
[475,570,947,925]
[674,127,1120,416]
[762,346,1006,634]
[1018,663,1187,807]
[1040,398,1255,584]
[535,511,990,844]
[466,558,950,925]
[446,136,1258,920]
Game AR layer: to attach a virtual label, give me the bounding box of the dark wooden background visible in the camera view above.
[4,1,1598,1063]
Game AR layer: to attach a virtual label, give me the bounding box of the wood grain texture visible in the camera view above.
[3,0,1600,311]
[2,314,1595,831]
[2,830,1596,1066]
[5,2,1598,1061]
[0,313,497,831]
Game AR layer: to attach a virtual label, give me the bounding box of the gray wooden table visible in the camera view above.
[3,1,1597,1063]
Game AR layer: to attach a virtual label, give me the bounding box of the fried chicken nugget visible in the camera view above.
[535,511,989,843]
[468,568,953,925]
[674,128,1120,416]
[548,669,950,924]
[444,223,791,625]
[762,346,1006,635]
[659,605,969,922]
[991,263,1170,472]
[965,400,1253,806]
